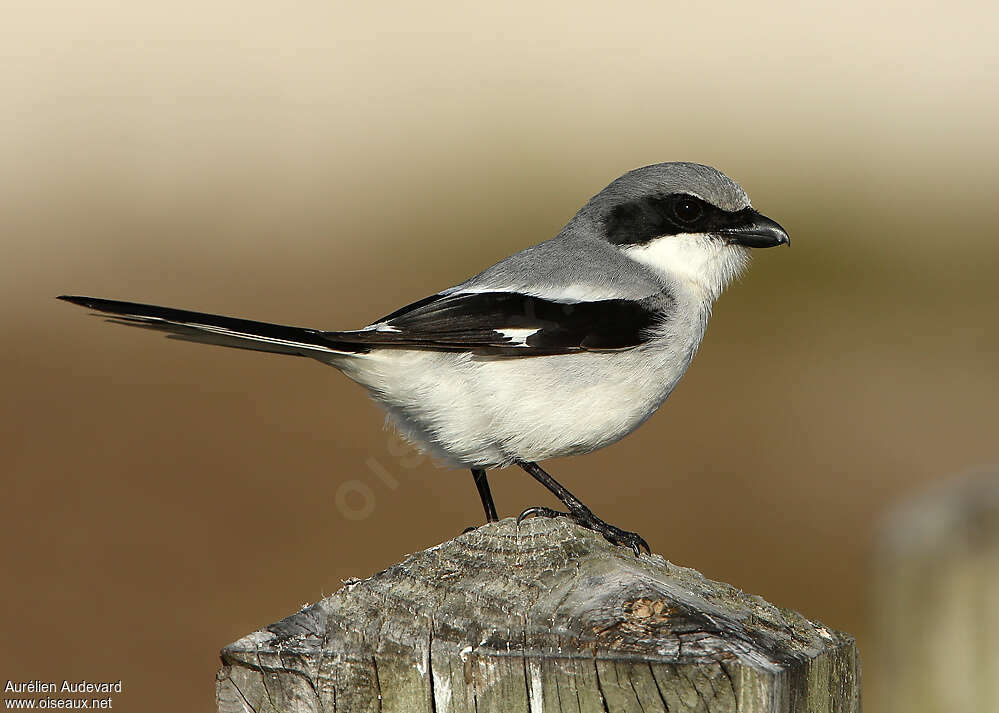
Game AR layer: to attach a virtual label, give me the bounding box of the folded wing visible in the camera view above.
[339,291,663,355]
[59,292,664,358]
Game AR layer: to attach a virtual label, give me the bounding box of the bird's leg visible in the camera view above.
[471,468,499,523]
[515,461,650,556]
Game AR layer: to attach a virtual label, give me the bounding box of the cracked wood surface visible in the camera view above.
[217,517,860,712]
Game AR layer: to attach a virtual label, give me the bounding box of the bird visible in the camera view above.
[59,162,789,555]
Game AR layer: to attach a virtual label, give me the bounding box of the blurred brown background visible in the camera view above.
[2,0,997,710]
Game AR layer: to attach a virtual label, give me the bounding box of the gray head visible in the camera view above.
[595,162,751,213]
[569,162,790,300]
[456,162,789,304]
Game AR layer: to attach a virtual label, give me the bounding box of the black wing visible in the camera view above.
[326,291,664,356]
[59,292,664,358]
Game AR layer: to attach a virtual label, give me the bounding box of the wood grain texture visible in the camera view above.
[217,517,859,712]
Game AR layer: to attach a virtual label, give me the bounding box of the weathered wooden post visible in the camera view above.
[217,517,860,712]
[872,466,999,713]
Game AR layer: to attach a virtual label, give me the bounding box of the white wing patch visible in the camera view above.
[496,327,540,346]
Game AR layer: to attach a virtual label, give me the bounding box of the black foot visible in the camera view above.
[517,505,650,556]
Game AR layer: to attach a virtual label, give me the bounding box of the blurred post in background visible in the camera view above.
[873,466,999,713]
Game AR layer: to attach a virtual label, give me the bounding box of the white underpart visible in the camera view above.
[330,289,712,469]
[496,327,539,345]
[623,233,750,301]
[323,236,746,468]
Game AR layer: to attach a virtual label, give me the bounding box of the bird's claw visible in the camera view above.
[517,506,565,524]
[517,505,650,556]
[597,523,651,557]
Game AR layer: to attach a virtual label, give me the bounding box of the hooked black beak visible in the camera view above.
[719,210,790,248]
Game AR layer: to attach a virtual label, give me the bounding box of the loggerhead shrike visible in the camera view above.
[60,162,789,555]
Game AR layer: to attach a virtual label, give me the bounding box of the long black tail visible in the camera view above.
[58,296,367,357]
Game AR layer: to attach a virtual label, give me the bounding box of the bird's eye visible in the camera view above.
[674,196,703,223]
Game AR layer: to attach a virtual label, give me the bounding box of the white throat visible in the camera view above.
[621,233,749,302]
